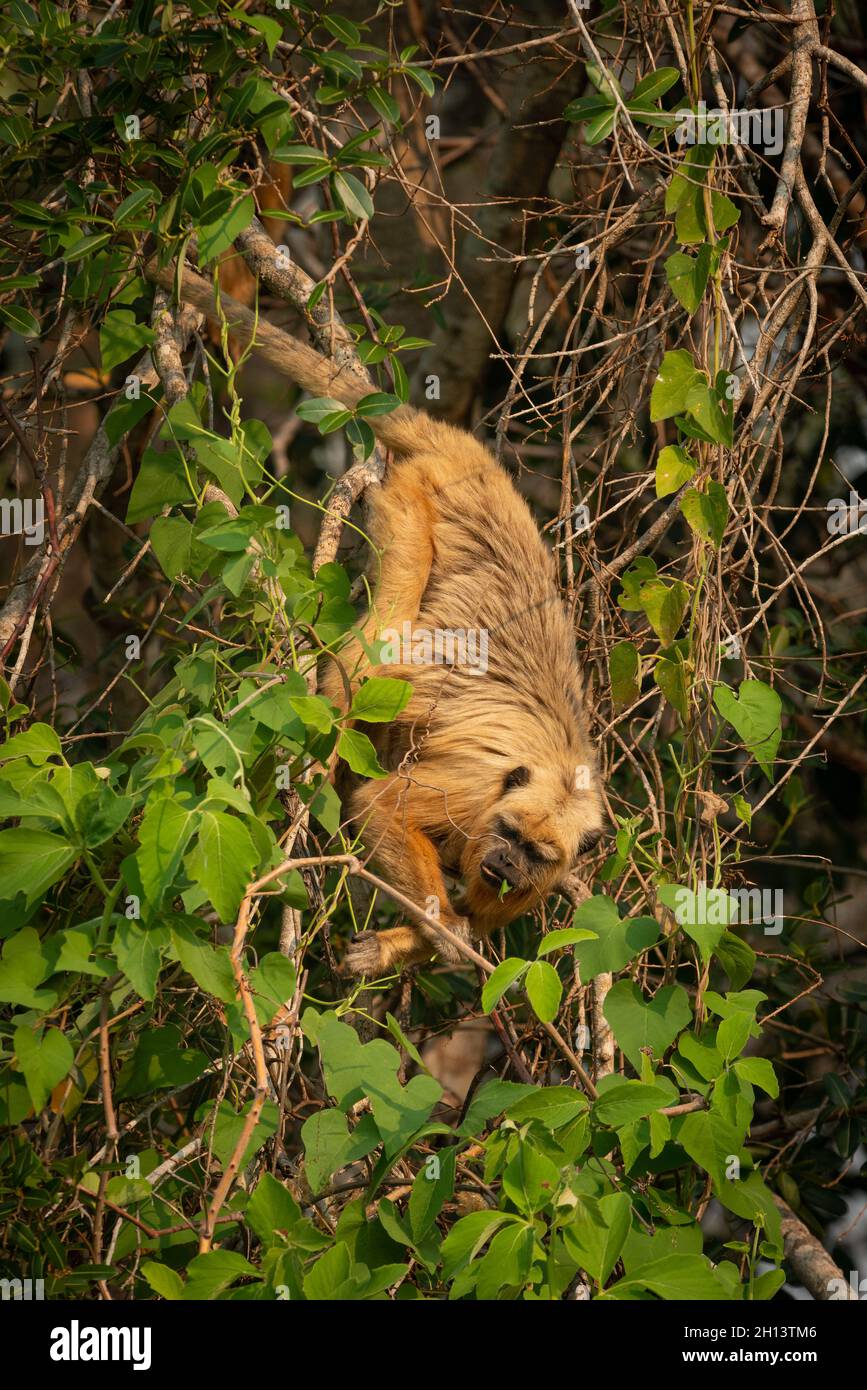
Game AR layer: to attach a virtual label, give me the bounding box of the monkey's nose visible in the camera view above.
[480,847,522,890]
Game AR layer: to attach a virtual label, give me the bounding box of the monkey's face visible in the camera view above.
[462,762,604,916]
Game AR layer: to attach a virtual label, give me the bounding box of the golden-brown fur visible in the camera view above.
[144,261,605,974]
[321,415,605,975]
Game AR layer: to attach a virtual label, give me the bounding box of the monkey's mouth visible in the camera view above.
[479,862,507,889]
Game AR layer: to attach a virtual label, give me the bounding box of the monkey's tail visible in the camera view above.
[145,257,460,458]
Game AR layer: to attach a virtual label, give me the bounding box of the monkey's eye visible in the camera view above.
[503,766,530,792]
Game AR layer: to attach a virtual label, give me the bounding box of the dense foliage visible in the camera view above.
[0,1,865,1301]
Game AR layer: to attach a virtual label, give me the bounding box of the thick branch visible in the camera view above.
[774,1196,856,1300]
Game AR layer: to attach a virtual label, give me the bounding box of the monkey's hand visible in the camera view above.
[344,915,474,977]
[344,930,390,978]
[554,871,592,909]
[420,913,473,964]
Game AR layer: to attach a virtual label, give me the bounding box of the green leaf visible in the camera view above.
[711,190,740,233]
[733,1056,778,1097]
[244,953,298,1029]
[113,188,156,226]
[51,925,112,978]
[176,651,217,706]
[78,785,134,848]
[594,1080,675,1126]
[563,95,616,124]
[650,349,703,422]
[287,695,335,733]
[301,1108,378,1192]
[609,640,641,710]
[563,1192,632,1283]
[666,142,715,212]
[0,303,40,337]
[715,931,756,991]
[0,828,76,908]
[654,648,689,720]
[458,1079,536,1137]
[221,550,255,597]
[404,64,435,98]
[246,1172,303,1244]
[302,1111,349,1192]
[116,1024,209,1098]
[717,1010,752,1062]
[502,1138,560,1215]
[685,379,733,446]
[473,1222,534,1299]
[368,87,400,124]
[704,988,765,1024]
[630,68,680,103]
[680,480,728,547]
[14,1025,74,1112]
[671,181,739,247]
[126,448,194,524]
[321,14,362,44]
[603,980,692,1071]
[713,680,782,779]
[677,1107,744,1185]
[572,897,660,980]
[65,231,112,263]
[506,1087,588,1129]
[355,391,402,418]
[440,1210,517,1282]
[100,310,154,371]
[716,1170,783,1251]
[333,171,374,221]
[584,106,618,144]
[141,1261,185,1300]
[300,1243,355,1300]
[170,921,236,1003]
[198,194,255,264]
[114,919,164,1000]
[302,1009,441,1157]
[481,957,527,1012]
[638,578,689,645]
[188,810,258,922]
[150,516,209,581]
[657,883,732,962]
[665,243,712,314]
[242,12,282,56]
[0,723,61,765]
[182,1250,258,1300]
[676,1031,723,1082]
[655,444,696,498]
[408,1148,456,1242]
[209,1097,279,1172]
[536,925,598,957]
[296,396,347,424]
[337,727,386,779]
[346,416,376,459]
[524,959,562,1022]
[604,1252,733,1300]
[349,677,413,722]
[135,796,197,907]
[306,778,342,836]
[0,928,55,1009]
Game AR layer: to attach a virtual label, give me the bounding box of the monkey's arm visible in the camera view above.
[345,773,471,975]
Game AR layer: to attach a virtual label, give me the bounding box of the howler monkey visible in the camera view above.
[146,261,606,976]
